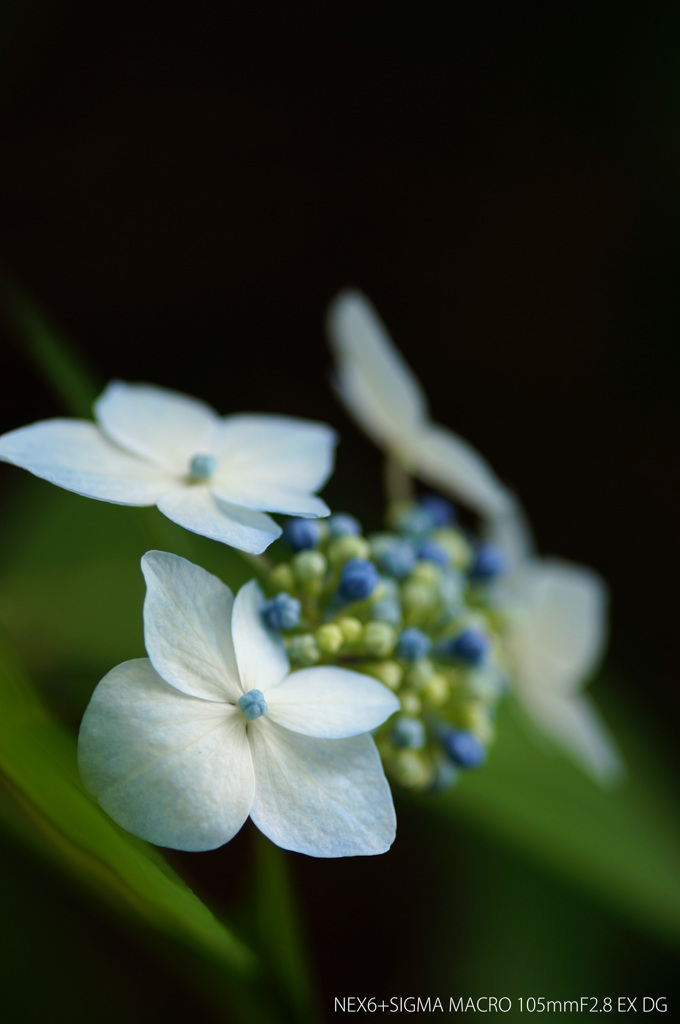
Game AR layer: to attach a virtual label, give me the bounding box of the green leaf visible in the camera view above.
[415,695,680,949]
[0,631,255,975]
[0,273,100,416]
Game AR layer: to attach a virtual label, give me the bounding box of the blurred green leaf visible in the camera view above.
[0,632,255,976]
[0,273,100,416]
[416,697,680,949]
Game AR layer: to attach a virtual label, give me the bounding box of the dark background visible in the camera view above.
[0,2,678,1019]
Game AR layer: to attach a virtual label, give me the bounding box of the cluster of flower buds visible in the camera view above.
[262,495,510,792]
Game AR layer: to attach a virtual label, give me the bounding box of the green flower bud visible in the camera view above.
[461,702,495,744]
[423,672,450,705]
[363,621,397,657]
[288,634,320,665]
[410,562,440,587]
[405,658,435,690]
[432,528,472,570]
[327,534,371,567]
[392,749,434,790]
[292,550,327,583]
[269,563,295,592]
[337,616,363,644]
[315,623,343,655]
[372,660,403,690]
[400,690,422,716]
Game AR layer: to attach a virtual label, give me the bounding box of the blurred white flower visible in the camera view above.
[491,504,624,785]
[0,381,336,554]
[326,290,511,517]
[78,551,399,856]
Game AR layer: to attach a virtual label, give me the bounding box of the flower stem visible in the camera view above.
[238,550,272,577]
[253,834,321,1024]
[384,453,415,504]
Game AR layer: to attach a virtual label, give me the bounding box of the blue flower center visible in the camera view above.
[237,689,268,721]
[189,453,218,480]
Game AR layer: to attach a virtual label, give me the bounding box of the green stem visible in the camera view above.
[238,550,273,577]
[384,453,415,505]
[253,834,320,1024]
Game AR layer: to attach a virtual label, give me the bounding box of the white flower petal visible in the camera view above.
[212,414,337,496]
[518,687,625,786]
[95,381,219,473]
[327,290,428,448]
[410,423,511,518]
[78,659,255,851]
[0,419,175,504]
[157,487,281,553]
[265,666,400,738]
[231,581,289,693]
[248,722,396,856]
[511,559,608,694]
[212,483,329,518]
[141,551,242,702]
[485,492,535,572]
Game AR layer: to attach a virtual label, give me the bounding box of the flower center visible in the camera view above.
[188,453,217,481]
[237,689,268,721]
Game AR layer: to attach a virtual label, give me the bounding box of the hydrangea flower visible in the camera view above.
[505,553,623,785]
[78,551,399,856]
[486,498,622,783]
[326,290,511,517]
[0,381,336,554]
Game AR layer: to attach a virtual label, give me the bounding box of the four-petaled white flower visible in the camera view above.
[490,506,624,785]
[326,290,511,518]
[0,381,337,554]
[78,551,399,856]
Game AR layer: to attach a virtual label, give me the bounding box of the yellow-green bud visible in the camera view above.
[337,616,363,644]
[393,749,433,790]
[423,672,449,705]
[410,562,440,586]
[287,634,320,665]
[327,534,371,567]
[363,621,397,657]
[402,581,437,626]
[292,550,327,583]
[433,528,472,570]
[315,623,343,655]
[400,690,422,715]
[462,702,495,744]
[405,658,434,690]
[269,563,295,592]
[372,660,403,690]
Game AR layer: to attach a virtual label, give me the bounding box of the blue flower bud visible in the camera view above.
[338,558,380,602]
[430,760,460,791]
[370,598,402,627]
[417,540,449,567]
[327,513,362,538]
[189,453,218,480]
[436,628,489,667]
[392,716,426,750]
[418,494,457,527]
[396,627,432,662]
[469,542,506,582]
[261,593,301,630]
[440,729,487,769]
[391,505,433,538]
[283,517,322,551]
[237,689,268,721]
[373,538,416,580]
